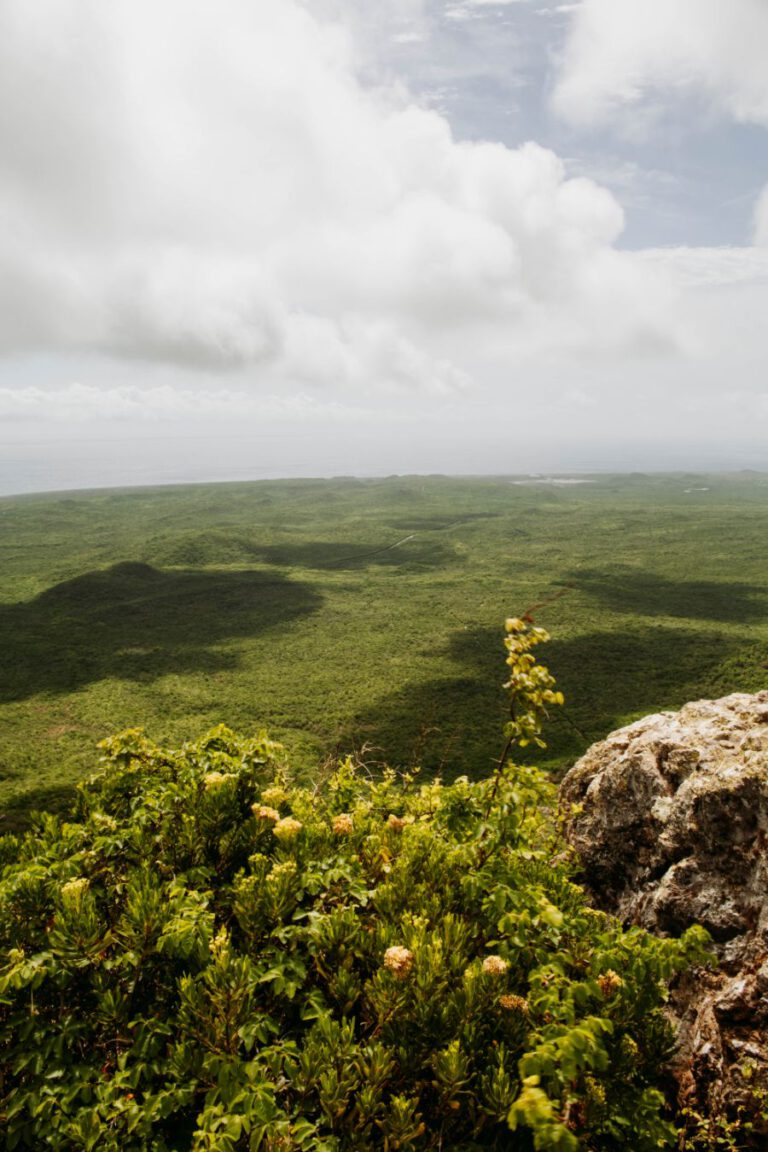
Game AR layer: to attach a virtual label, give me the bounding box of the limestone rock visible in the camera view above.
[559,691,768,1132]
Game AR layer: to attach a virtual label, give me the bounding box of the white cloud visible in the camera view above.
[0,0,766,485]
[754,185,768,247]
[635,248,768,371]
[444,0,540,22]
[638,246,768,290]
[0,382,366,422]
[450,0,535,10]
[0,0,672,400]
[553,0,768,128]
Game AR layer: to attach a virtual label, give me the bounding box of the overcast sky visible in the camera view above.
[2,0,768,494]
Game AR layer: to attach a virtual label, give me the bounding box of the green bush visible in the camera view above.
[0,622,708,1151]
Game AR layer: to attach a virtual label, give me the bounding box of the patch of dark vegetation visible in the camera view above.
[341,623,763,778]
[384,512,501,531]
[545,626,763,740]
[144,531,266,567]
[572,568,768,623]
[145,531,462,571]
[338,673,504,781]
[251,537,461,570]
[0,784,75,834]
[0,563,322,703]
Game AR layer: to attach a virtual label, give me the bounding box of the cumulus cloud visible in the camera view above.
[553,0,768,129]
[0,0,673,398]
[1,0,766,489]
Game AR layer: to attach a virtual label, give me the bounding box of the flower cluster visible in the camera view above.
[273,816,303,841]
[482,955,509,977]
[60,877,89,903]
[260,786,289,807]
[499,994,529,1014]
[598,970,623,998]
[253,804,280,823]
[204,771,236,790]
[383,945,414,979]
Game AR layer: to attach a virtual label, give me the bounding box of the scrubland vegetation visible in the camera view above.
[0,622,711,1150]
[1,477,766,1147]
[1,473,767,823]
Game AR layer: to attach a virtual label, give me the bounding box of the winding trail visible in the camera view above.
[319,534,416,568]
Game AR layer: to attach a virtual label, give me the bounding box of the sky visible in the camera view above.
[1,0,768,494]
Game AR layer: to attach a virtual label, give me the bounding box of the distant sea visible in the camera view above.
[0,452,297,499]
[1,438,766,498]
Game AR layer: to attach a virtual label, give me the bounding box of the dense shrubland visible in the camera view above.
[4,474,768,817]
[0,621,710,1150]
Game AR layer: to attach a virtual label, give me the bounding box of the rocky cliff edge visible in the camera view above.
[560,691,768,1131]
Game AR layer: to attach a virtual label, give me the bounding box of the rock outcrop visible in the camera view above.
[560,691,768,1132]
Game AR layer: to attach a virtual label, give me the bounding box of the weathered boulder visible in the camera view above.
[560,691,768,1132]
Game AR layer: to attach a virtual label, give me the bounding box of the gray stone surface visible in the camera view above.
[560,691,768,1129]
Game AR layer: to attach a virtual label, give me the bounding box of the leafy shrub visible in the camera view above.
[0,622,708,1150]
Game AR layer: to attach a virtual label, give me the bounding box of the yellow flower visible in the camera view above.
[499,994,528,1014]
[267,861,297,884]
[252,804,280,823]
[60,877,89,904]
[332,813,354,835]
[273,817,303,841]
[204,771,236,790]
[383,945,414,979]
[260,786,289,807]
[585,1076,607,1106]
[597,970,623,998]
[482,955,509,976]
[209,927,229,956]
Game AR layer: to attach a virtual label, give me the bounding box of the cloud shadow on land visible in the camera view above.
[338,623,767,779]
[0,561,322,703]
[146,531,462,572]
[251,538,463,571]
[571,568,768,623]
[1,785,79,834]
[382,513,502,532]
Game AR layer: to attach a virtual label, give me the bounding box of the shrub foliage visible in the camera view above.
[0,621,708,1150]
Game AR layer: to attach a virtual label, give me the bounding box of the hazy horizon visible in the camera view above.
[2,437,767,500]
